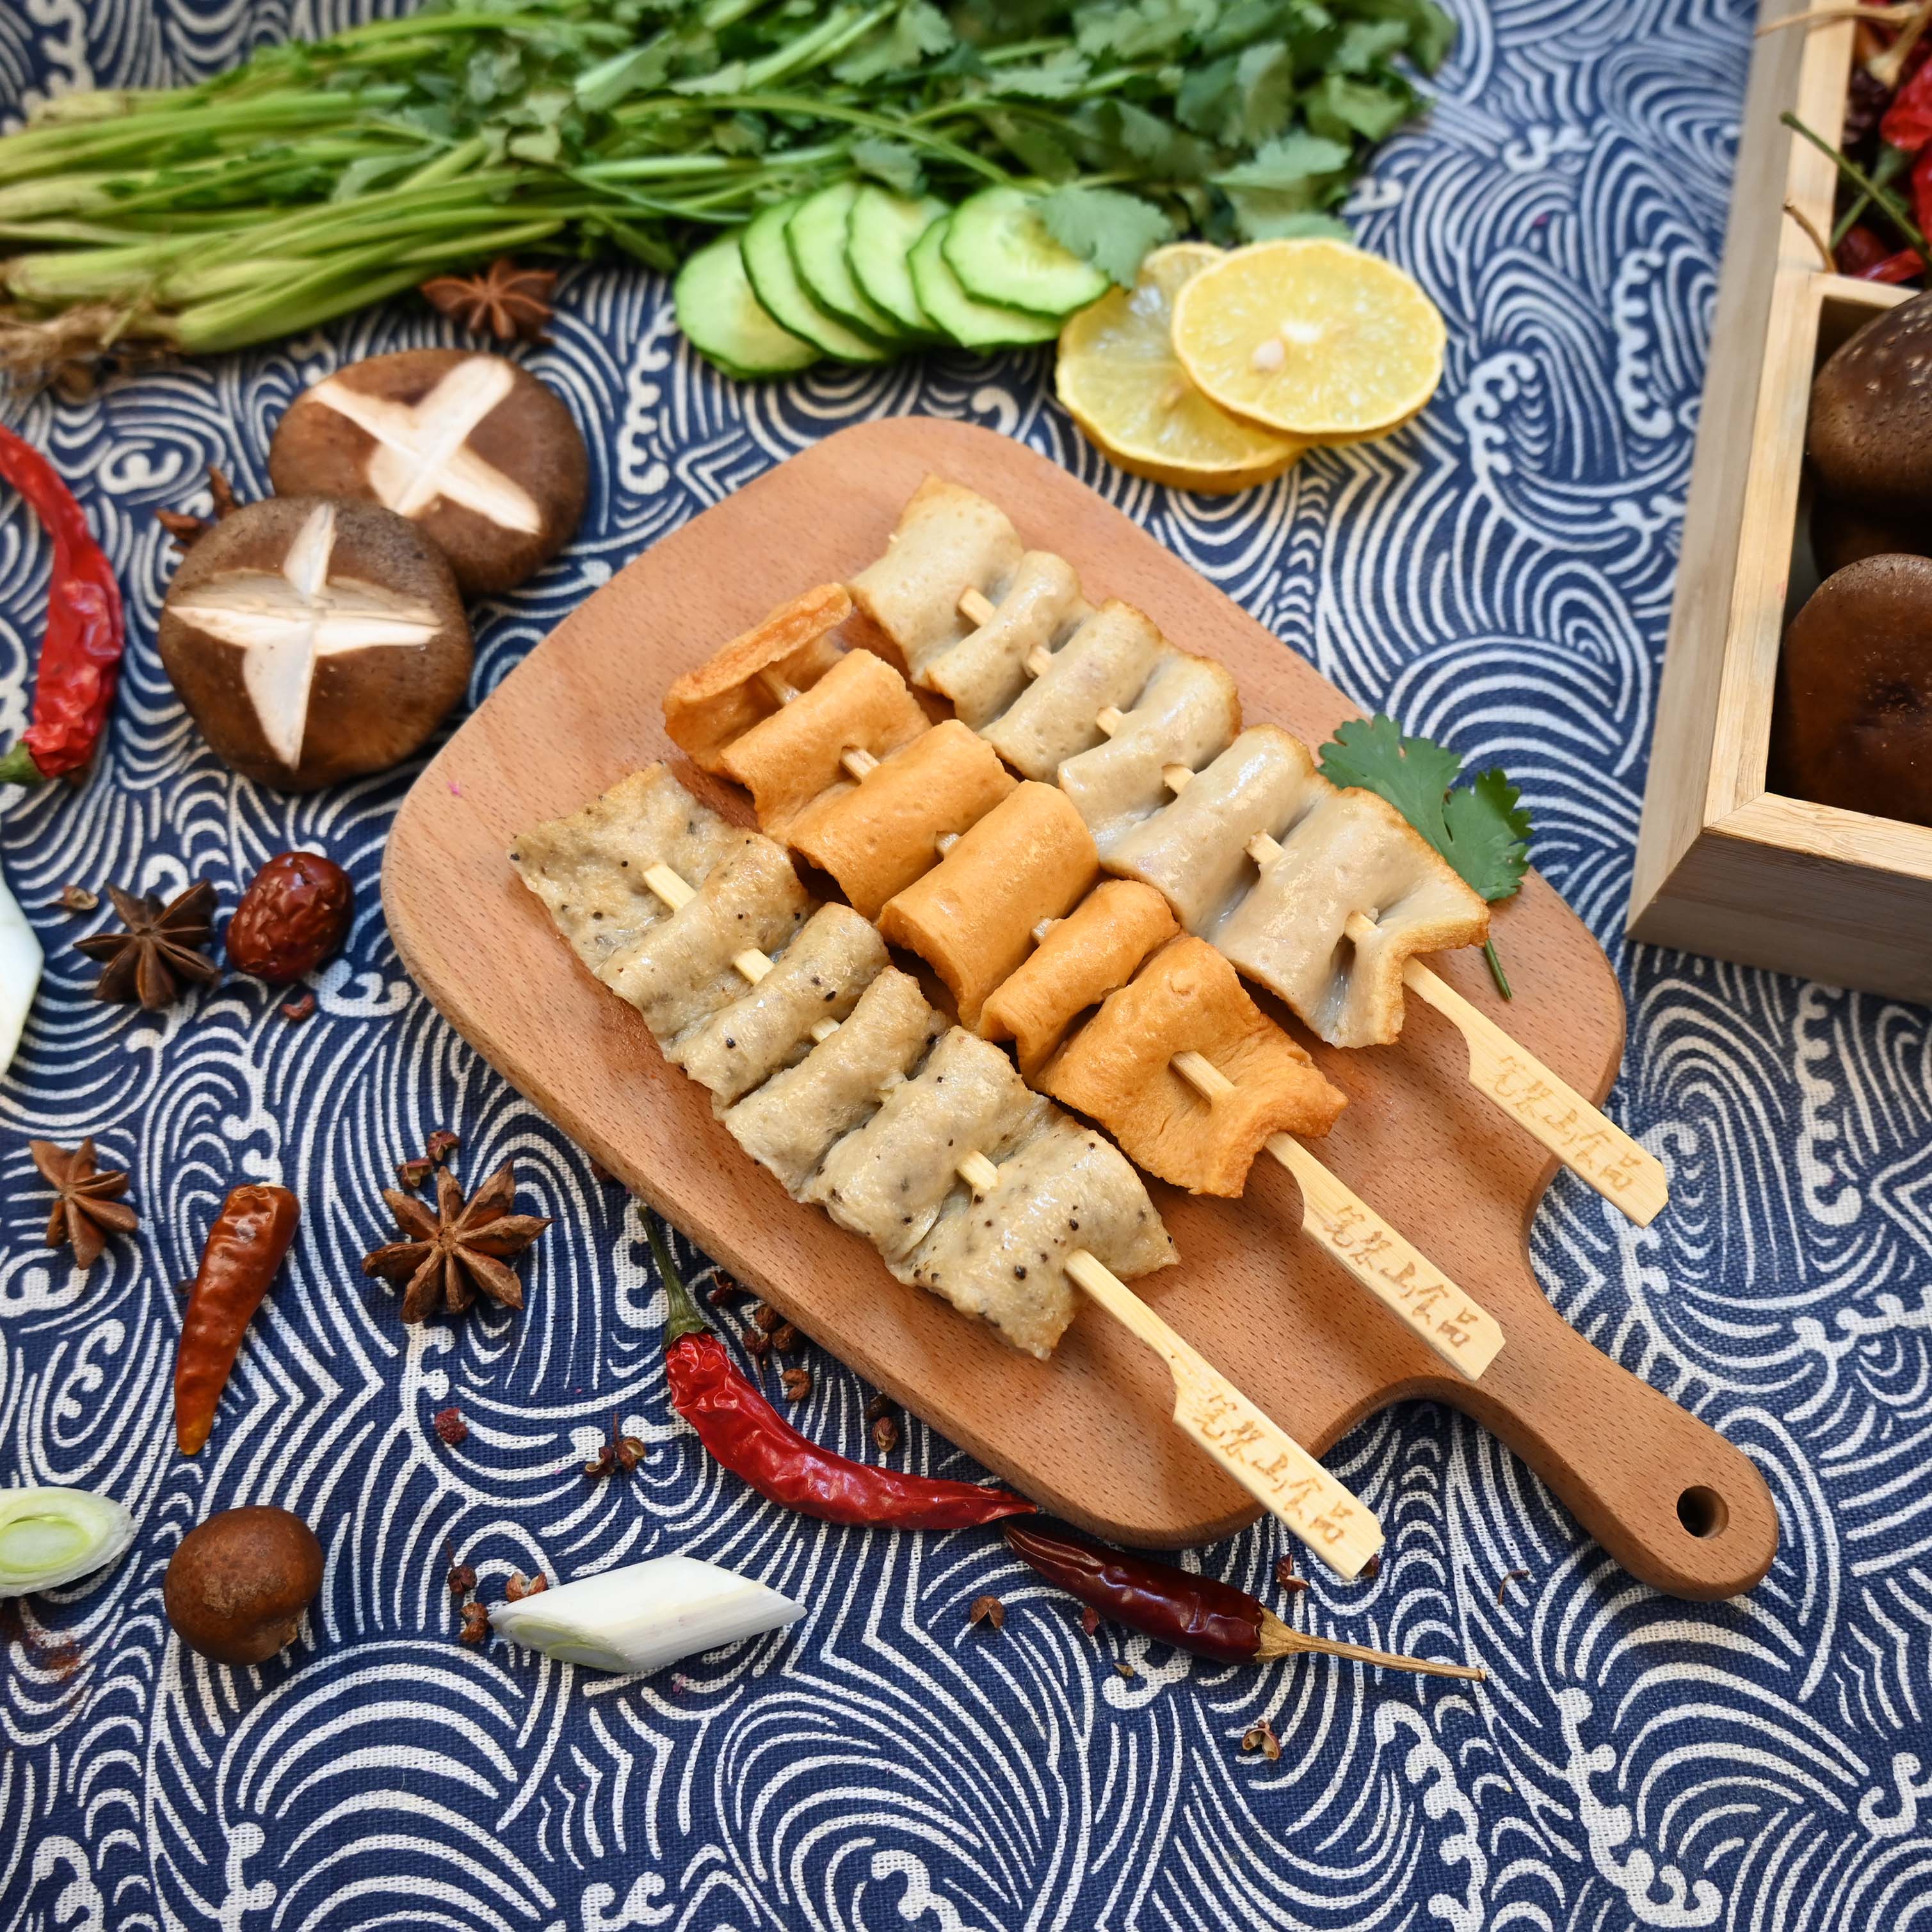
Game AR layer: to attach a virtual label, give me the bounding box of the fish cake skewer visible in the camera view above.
[514,765,1381,1575]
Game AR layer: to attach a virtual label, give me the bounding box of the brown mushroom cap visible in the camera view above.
[159,494,472,792]
[268,348,588,596]
[1808,291,1932,512]
[164,1506,323,1666]
[1771,552,1932,828]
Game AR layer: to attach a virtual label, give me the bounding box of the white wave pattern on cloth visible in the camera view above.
[3,0,1929,1923]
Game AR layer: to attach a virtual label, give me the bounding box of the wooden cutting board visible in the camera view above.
[384,418,1778,1600]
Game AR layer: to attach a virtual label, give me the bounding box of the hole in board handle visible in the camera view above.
[1676,1485,1728,1540]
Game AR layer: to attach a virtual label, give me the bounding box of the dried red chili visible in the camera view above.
[645,1214,1033,1531]
[174,1184,300,1454]
[1884,56,1932,152]
[0,425,125,785]
[1004,1521,1486,1678]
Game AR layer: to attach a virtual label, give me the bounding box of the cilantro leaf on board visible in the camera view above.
[1317,715,1532,995]
[1038,185,1174,286]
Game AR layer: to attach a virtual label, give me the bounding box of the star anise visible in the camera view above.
[362,1162,551,1323]
[29,1139,138,1273]
[419,258,558,342]
[156,465,243,552]
[74,880,219,1010]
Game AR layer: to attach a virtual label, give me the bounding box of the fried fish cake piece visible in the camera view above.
[879,781,1099,1029]
[979,880,1177,1076]
[897,1115,1177,1359]
[722,967,941,1196]
[847,475,1023,676]
[718,647,930,839]
[1040,937,1346,1196]
[983,602,1164,782]
[663,583,851,772]
[510,762,745,974]
[789,719,1015,919]
[671,903,888,1106]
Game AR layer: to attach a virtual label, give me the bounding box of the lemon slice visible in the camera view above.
[1170,239,1445,440]
[1056,244,1306,494]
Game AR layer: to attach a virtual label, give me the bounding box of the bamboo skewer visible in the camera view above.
[960,587,1667,1227]
[639,855,1384,1577]
[764,681,1504,1377]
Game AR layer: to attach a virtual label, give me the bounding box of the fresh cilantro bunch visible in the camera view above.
[1317,714,1532,997]
[0,0,1454,370]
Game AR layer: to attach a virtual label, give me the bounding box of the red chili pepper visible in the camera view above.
[1862,246,1927,284]
[1004,1520,1485,1678]
[1884,56,1932,151]
[645,1214,1033,1531]
[0,424,124,787]
[175,1184,301,1454]
[1839,221,1903,276]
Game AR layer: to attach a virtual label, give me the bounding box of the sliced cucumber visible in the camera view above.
[785,182,905,346]
[741,200,890,364]
[944,185,1109,319]
[848,185,948,335]
[675,234,819,380]
[910,218,1063,350]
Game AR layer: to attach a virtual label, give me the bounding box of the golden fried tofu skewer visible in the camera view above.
[773,692,1503,1381]
[953,581,1668,1228]
[637,853,1383,1578]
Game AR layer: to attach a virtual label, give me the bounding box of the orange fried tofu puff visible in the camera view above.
[1040,937,1346,1196]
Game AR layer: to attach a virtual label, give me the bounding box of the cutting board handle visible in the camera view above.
[1444,1268,1779,1600]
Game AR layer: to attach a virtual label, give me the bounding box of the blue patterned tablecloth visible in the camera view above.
[7,3,1931,1927]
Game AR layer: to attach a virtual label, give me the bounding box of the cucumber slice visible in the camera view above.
[910,218,1063,350]
[675,234,819,380]
[741,200,890,364]
[944,185,1109,319]
[785,182,905,345]
[849,185,948,335]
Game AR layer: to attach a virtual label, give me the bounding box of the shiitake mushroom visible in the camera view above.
[159,494,471,791]
[165,1506,323,1665]
[1808,289,1932,513]
[1772,552,1932,827]
[268,349,588,597]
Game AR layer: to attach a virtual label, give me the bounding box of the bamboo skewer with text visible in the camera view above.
[638,854,1384,1579]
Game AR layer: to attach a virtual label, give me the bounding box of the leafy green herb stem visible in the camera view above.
[1784,112,1932,269]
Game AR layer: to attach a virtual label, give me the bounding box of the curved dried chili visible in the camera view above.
[1005,1519,1486,1679]
[645,1214,1033,1532]
[0,424,125,786]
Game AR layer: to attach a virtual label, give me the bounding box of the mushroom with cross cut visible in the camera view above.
[157,495,471,791]
[268,349,588,597]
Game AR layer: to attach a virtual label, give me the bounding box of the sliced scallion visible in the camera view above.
[488,1552,801,1675]
[0,1487,136,1597]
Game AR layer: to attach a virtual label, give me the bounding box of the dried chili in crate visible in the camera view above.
[644,1214,1033,1531]
[175,1184,300,1454]
[1004,1520,1485,1679]
[0,425,125,785]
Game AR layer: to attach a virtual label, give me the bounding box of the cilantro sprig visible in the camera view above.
[1316,715,1532,998]
[0,0,1456,372]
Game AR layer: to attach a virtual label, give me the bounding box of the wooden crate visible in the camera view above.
[1628,0,1932,1000]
